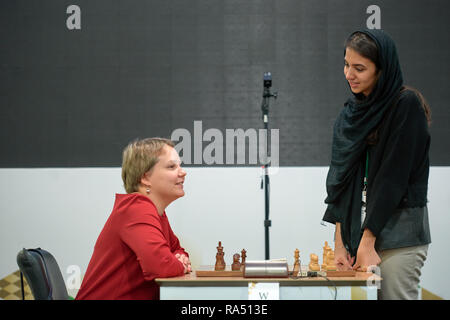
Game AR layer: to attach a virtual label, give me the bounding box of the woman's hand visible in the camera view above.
[335,246,354,271]
[334,222,354,270]
[352,229,381,272]
[175,253,192,273]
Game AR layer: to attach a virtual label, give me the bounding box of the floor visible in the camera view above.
[0,270,33,300]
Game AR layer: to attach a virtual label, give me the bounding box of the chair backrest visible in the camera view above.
[16,248,69,300]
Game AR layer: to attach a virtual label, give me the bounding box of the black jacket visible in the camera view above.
[323,88,431,255]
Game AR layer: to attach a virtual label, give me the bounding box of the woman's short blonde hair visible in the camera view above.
[121,137,175,194]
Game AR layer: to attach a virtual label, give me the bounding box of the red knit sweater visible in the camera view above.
[76,193,188,300]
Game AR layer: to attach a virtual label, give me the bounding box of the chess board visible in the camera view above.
[325,270,356,277]
[195,266,356,278]
[196,266,243,277]
[207,241,358,279]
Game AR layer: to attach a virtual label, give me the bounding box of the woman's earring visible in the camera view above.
[146,187,151,195]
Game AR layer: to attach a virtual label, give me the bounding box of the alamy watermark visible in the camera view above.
[366,265,381,290]
[171,121,279,174]
[66,265,81,290]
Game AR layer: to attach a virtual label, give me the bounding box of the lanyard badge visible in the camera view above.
[361,151,369,228]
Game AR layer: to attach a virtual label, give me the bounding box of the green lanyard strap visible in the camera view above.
[363,150,369,190]
[361,150,369,228]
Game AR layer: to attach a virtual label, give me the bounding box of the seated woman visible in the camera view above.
[76,138,191,300]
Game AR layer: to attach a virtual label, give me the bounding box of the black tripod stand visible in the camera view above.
[260,72,277,260]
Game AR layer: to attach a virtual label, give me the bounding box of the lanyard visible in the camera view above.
[364,150,369,191]
[361,150,369,228]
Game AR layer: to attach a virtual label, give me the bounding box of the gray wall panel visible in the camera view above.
[1,0,449,166]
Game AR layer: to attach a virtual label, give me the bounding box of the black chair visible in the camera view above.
[16,248,69,300]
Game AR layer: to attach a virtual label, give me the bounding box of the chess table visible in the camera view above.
[155,266,381,300]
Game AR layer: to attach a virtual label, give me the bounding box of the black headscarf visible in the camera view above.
[323,29,404,255]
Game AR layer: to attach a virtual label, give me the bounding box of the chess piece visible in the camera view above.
[326,250,337,271]
[215,241,226,271]
[321,241,332,271]
[293,248,300,277]
[231,253,241,271]
[240,249,247,270]
[308,253,320,271]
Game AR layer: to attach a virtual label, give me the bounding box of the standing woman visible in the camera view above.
[76,138,191,300]
[322,29,431,300]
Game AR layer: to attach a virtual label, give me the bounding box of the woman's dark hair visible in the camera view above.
[405,86,432,127]
[345,32,380,70]
[345,32,432,144]
[366,86,432,145]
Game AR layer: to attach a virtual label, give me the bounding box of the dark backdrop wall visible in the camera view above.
[1,0,449,167]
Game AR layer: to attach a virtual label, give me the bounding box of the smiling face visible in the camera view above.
[344,48,380,97]
[141,145,186,208]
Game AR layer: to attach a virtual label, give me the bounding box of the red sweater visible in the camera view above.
[76,193,188,300]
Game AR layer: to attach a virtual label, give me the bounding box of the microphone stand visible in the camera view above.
[260,72,277,260]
